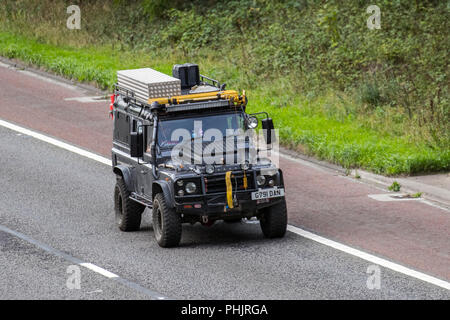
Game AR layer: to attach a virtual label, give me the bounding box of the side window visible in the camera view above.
[114,111,130,144]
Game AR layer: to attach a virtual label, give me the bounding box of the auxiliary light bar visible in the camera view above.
[165,100,233,112]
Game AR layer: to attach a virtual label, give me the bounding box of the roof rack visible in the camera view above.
[113,64,248,119]
[115,80,246,104]
[147,89,246,106]
[114,83,151,107]
[199,74,223,89]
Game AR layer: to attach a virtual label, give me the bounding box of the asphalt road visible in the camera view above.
[0,60,449,299]
[0,124,449,299]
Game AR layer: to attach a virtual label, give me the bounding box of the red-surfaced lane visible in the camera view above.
[1,63,449,281]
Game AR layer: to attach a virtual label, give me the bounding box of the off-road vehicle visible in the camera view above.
[111,64,287,247]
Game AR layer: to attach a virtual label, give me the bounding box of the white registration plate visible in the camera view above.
[251,187,285,200]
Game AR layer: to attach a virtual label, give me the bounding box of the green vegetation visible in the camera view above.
[0,0,448,175]
[411,192,422,198]
[388,181,401,192]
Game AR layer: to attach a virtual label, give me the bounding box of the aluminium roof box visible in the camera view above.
[117,68,181,100]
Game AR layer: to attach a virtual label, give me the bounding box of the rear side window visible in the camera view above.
[114,111,130,144]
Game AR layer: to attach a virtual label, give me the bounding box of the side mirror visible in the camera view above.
[261,118,275,145]
[130,132,143,158]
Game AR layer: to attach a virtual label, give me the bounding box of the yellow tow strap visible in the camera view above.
[243,170,248,189]
[225,171,233,209]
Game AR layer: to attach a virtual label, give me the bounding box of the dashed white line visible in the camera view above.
[0,224,168,299]
[1,118,449,292]
[79,263,119,279]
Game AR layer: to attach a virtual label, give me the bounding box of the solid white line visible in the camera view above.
[287,225,450,291]
[0,119,112,166]
[79,263,119,278]
[1,118,449,291]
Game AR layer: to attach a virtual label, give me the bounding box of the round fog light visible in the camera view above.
[178,190,184,196]
[268,179,275,187]
[256,175,266,186]
[185,182,197,194]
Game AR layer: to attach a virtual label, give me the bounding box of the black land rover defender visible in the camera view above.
[111,64,287,247]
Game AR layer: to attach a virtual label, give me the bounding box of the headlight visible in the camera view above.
[256,175,266,186]
[240,161,250,171]
[178,189,184,196]
[205,164,215,174]
[185,182,197,194]
[177,180,184,187]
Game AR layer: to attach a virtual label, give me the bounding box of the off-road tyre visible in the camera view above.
[114,176,145,231]
[259,199,288,238]
[152,193,182,248]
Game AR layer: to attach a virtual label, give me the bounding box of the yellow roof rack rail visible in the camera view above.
[148,90,247,107]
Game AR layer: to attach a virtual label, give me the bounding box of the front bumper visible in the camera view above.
[174,188,284,218]
[173,168,285,219]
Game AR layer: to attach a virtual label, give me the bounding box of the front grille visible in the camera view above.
[204,172,254,194]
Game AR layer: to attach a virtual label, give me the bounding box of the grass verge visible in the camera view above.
[0,31,448,175]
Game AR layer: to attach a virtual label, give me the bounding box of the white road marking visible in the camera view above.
[368,193,422,202]
[79,263,119,278]
[0,119,111,167]
[0,224,168,299]
[368,194,450,213]
[64,96,108,103]
[287,225,450,290]
[1,118,449,292]
[420,199,450,213]
[87,289,103,294]
[277,150,450,211]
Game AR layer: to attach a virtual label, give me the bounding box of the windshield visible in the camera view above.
[157,112,246,148]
